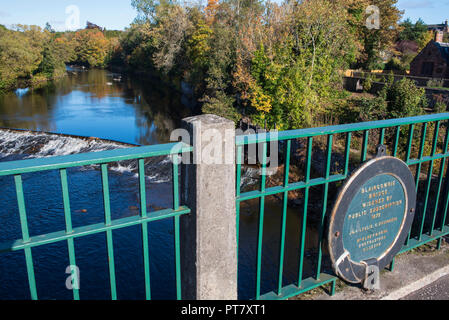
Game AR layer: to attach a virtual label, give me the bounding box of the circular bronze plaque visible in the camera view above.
[328,154,416,284]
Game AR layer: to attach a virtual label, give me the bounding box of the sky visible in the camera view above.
[0,0,449,31]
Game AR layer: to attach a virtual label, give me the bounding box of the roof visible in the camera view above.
[435,42,449,63]
[427,21,448,31]
[428,24,445,30]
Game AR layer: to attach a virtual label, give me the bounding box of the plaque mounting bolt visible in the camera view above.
[376,145,387,158]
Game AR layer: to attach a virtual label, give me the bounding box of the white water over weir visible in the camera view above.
[0,128,172,183]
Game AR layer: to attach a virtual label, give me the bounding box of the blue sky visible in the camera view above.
[397,0,449,24]
[0,1,138,31]
[0,0,448,31]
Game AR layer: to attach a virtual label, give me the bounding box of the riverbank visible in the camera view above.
[0,71,67,93]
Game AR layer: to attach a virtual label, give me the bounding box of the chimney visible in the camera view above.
[436,30,444,43]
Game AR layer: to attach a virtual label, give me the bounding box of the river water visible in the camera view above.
[0,68,321,300]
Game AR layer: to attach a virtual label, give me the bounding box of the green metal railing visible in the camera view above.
[0,142,192,300]
[3,113,449,301]
[236,113,449,300]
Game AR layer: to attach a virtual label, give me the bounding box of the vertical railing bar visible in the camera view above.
[174,215,181,300]
[298,137,312,288]
[138,159,151,300]
[260,143,267,192]
[440,121,449,231]
[256,142,267,300]
[14,175,38,300]
[60,169,80,300]
[236,146,243,198]
[330,280,336,296]
[415,122,428,191]
[101,164,117,300]
[437,237,443,250]
[404,124,415,246]
[361,130,369,163]
[388,258,395,272]
[419,122,439,240]
[277,140,291,295]
[172,154,182,300]
[407,123,427,244]
[393,125,401,158]
[236,145,243,285]
[432,156,448,235]
[316,134,333,280]
[431,123,449,234]
[379,128,386,146]
[344,132,352,177]
[441,169,449,231]
[405,124,415,162]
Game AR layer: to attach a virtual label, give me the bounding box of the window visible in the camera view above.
[421,62,434,77]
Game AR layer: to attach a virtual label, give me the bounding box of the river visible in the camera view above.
[0,68,322,300]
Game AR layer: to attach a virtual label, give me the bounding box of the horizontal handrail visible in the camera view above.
[236,113,449,145]
[0,206,191,253]
[0,142,192,176]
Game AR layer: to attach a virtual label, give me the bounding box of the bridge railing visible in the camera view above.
[236,113,449,300]
[0,142,192,300]
[2,113,449,300]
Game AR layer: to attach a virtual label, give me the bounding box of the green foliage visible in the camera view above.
[0,24,120,91]
[363,73,374,92]
[69,29,111,67]
[434,100,447,114]
[426,79,444,89]
[381,77,426,118]
[358,0,403,69]
[36,42,65,78]
[45,22,55,33]
[0,25,48,90]
[385,57,408,72]
[345,78,426,126]
[355,96,388,121]
[1,0,429,131]
[399,18,430,49]
[201,91,240,122]
[104,30,123,39]
[199,24,237,122]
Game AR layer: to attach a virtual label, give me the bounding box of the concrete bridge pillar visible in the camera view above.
[180,114,237,300]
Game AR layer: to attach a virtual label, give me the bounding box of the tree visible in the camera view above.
[399,18,432,50]
[382,77,426,118]
[204,0,220,25]
[131,0,171,23]
[70,29,111,67]
[0,25,46,89]
[150,4,192,73]
[242,0,359,129]
[360,0,403,69]
[45,22,55,33]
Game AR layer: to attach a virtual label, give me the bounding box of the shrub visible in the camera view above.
[382,78,426,118]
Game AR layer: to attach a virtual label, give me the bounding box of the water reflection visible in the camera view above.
[0,68,193,145]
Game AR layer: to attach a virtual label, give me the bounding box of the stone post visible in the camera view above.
[180,114,237,300]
